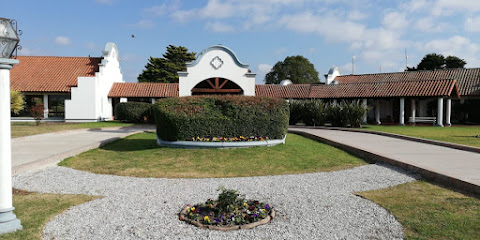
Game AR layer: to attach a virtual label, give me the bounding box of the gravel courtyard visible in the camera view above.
[13,163,418,240]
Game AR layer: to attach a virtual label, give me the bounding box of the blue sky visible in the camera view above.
[4,0,480,84]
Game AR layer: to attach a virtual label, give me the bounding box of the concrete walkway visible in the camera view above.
[11,126,154,175]
[289,127,480,194]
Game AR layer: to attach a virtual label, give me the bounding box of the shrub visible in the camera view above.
[153,96,289,141]
[115,102,153,123]
[325,100,367,128]
[10,89,24,114]
[30,103,44,126]
[288,100,303,125]
[301,100,325,126]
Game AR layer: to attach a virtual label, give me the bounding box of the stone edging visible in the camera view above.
[157,135,286,149]
[289,125,480,154]
[179,209,275,231]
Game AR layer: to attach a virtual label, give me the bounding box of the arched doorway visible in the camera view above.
[191,77,243,95]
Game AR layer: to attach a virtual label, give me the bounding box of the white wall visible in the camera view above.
[65,42,124,122]
[179,45,256,96]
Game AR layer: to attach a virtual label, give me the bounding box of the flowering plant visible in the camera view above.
[182,187,273,226]
[189,136,270,142]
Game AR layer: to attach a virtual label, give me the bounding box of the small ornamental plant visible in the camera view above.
[180,187,274,230]
[189,136,270,142]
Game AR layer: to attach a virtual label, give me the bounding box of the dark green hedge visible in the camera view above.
[115,102,153,123]
[289,100,367,128]
[153,96,289,141]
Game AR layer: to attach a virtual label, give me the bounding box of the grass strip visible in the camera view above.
[361,125,480,148]
[11,121,133,138]
[59,132,367,178]
[357,181,480,240]
[2,189,97,240]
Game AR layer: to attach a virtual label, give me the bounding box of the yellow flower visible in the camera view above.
[186,206,191,211]
[243,202,248,207]
[204,216,210,223]
[261,209,266,212]
[191,207,195,211]
[209,204,214,208]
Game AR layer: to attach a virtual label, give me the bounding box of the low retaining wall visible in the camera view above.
[157,135,286,149]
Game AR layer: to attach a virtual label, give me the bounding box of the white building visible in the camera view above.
[10,42,123,122]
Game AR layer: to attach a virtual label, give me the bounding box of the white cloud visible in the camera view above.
[465,16,480,32]
[133,20,154,29]
[432,0,480,16]
[94,0,114,5]
[382,12,407,30]
[414,17,444,33]
[144,0,181,17]
[256,64,273,84]
[54,36,71,46]
[348,10,368,21]
[86,42,99,51]
[424,36,480,66]
[205,22,235,32]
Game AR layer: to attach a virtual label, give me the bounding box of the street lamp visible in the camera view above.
[0,18,20,58]
[0,17,22,234]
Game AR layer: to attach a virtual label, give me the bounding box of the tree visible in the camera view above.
[408,53,467,71]
[445,55,467,68]
[138,45,196,83]
[265,56,320,84]
[30,103,44,126]
[416,53,445,70]
[10,89,24,114]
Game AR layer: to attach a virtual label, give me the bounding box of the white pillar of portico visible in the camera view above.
[399,98,405,125]
[151,98,156,104]
[411,99,416,124]
[43,94,49,119]
[120,98,128,103]
[375,100,381,125]
[0,59,22,234]
[362,99,368,124]
[445,98,451,126]
[437,97,444,127]
[332,99,338,106]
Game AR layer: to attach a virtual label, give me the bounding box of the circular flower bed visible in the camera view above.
[179,187,275,231]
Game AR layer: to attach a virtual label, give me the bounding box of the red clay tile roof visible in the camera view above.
[308,79,460,99]
[108,83,179,98]
[10,56,102,93]
[255,84,311,99]
[334,68,480,96]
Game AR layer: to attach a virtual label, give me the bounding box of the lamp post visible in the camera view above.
[0,17,22,234]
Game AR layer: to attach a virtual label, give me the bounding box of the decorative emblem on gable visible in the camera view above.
[210,56,224,70]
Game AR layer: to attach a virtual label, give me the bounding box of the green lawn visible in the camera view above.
[2,189,97,240]
[362,125,480,148]
[11,121,133,138]
[357,181,480,240]
[59,132,367,178]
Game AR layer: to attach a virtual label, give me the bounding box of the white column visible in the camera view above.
[332,99,338,105]
[399,98,405,125]
[151,98,156,104]
[375,100,381,125]
[120,98,128,103]
[437,97,444,127]
[411,99,416,124]
[43,94,49,119]
[0,59,22,234]
[445,98,451,126]
[362,99,368,124]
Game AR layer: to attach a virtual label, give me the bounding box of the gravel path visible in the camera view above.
[13,164,418,240]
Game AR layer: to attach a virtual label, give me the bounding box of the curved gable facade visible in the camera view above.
[178,45,256,96]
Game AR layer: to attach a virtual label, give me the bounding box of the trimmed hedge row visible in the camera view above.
[289,100,367,128]
[115,102,153,123]
[153,96,289,141]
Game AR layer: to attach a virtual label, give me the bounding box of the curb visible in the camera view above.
[289,125,480,154]
[12,128,147,176]
[289,129,480,195]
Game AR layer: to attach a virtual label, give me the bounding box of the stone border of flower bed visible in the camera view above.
[157,135,286,149]
[179,208,275,231]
